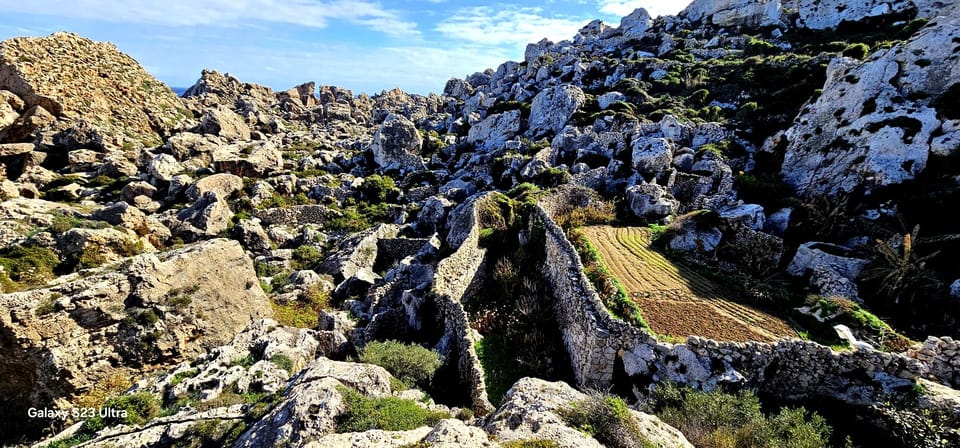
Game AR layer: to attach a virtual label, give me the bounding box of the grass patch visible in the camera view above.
[269,283,330,328]
[269,354,295,374]
[0,245,60,291]
[335,386,449,433]
[500,440,561,448]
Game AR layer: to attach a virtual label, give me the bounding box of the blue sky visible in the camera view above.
[0,1,690,95]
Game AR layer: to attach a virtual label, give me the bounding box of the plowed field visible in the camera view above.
[580,226,795,342]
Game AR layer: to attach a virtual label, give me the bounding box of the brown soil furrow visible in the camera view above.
[579,225,795,342]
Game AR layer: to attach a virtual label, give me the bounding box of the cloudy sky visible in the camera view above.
[0,1,690,95]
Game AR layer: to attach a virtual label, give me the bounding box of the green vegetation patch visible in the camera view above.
[0,245,60,291]
[567,229,648,329]
[561,392,657,448]
[335,386,449,433]
[649,383,834,448]
[358,340,442,390]
[269,283,330,328]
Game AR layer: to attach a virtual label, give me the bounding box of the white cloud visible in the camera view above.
[0,0,418,35]
[435,5,587,47]
[597,0,692,18]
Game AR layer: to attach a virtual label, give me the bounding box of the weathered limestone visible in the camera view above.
[0,239,271,438]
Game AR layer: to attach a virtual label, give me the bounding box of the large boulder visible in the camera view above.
[370,113,424,172]
[234,358,395,447]
[0,239,271,439]
[631,136,674,176]
[780,9,960,197]
[681,0,781,28]
[186,172,244,201]
[172,191,234,239]
[626,183,679,221]
[198,106,251,140]
[529,84,586,137]
[0,32,186,148]
[486,378,693,448]
[790,0,956,30]
[619,8,654,39]
[787,242,869,301]
[467,109,521,151]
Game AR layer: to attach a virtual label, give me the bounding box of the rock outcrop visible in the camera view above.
[0,239,271,437]
[681,0,782,28]
[0,32,187,148]
[781,5,960,196]
[486,378,693,448]
[370,113,424,172]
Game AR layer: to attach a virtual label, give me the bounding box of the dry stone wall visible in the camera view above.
[909,337,960,388]
[432,193,495,415]
[534,204,926,406]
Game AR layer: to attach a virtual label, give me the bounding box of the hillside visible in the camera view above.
[1,1,960,447]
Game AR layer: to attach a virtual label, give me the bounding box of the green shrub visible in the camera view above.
[35,294,60,316]
[687,89,710,107]
[650,383,832,448]
[358,340,442,389]
[270,284,329,329]
[561,392,657,448]
[360,174,397,203]
[534,167,571,188]
[335,386,449,433]
[291,245,323,271]
[169,368,200,387]
[842,42,871,60]
[744,37,779,56]
[863,225,941,307]
[104,392,161,426]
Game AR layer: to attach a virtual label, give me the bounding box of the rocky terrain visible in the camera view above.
[1,0,960,447]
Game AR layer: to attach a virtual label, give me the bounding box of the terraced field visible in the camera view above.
[580,226,795,342]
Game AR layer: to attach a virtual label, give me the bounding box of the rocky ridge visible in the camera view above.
[0,0,959,446]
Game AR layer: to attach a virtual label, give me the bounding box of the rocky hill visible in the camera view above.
[2,1,960,447]
[0,32,189,150]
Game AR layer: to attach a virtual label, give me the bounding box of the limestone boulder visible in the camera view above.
[57,226,144,265]
[370,113,424,172]
[212,140,284,178]
[619,8,654,39]
[681,0,781,28]
[186,172,244,201]
[787,242,869,301]
[0,104,55,142]
[791,0,955,30]
[486,378,693,448]
[626,183,679,221]
[781,9,960,197]
[198,106,251,140]
[529,84,585,137]
[234,358,394,447]
[467,109,521,151]
[148,153,184,182]
[173,191,234,239]
[631,136,674,176]
[718,203,766,231]
[0,238,271,438]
